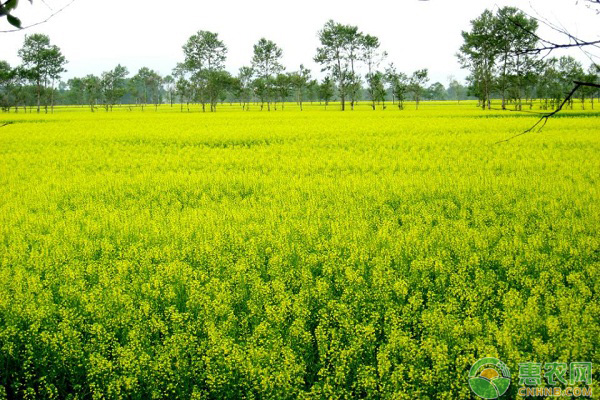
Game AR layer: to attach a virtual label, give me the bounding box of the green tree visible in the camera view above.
[173,63,192,112]
[362,34,387,111]
[82,74,101,112]
[175,77,191,112]
[557,56,584,109]
[130,67,161,111]
[318,76,335,109]
[427,82,447,100]
[409,69,429,110]
[0,60,14,111]
[18,33,67,113]
[494,7,539,109]
[251,38,284,111]
[289,64,311,111]
[101,64,129,111]
[163,75,175,107]
[204,69,231,112]
[314,20,362,111]
[457,10,498,110]
[182,30,228,112]
[385,64,409,110]
[9,65,28,112]
[366,71,386,110]
[586,63,599,109]
[306,78,319,104]
[147,70,163,111]
[447,76,464,104]
[235,66,254,110]
[252,77,269,111]
[273,73,292,110]
[67,77,85,106]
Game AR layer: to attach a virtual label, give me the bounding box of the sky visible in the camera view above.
[1,0,599,85]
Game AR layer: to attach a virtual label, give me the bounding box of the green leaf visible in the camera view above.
[4,0,18,12]
[7,13,21,28]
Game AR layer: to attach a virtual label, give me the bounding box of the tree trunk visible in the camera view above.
[501,51,508,110]
[36,81,41,113]
[50,79,55,113]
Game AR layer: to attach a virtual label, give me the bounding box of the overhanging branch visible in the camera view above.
[495,81,600,144]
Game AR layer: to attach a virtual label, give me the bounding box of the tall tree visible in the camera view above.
[289,64,311,111]
[204,69,231,112]
[101,64,129,111]
[367,71,387,110]
[0,61,15,111]
[175,77,192,112]
[362,34,387,110]
[147,70,163,111]
[130,67,161,110]
[385,64,409,110]
[163,75,175,107]
[18,33,67,113]
[457,10,498,110]
[10,66,28,112]
[586,63,600,109]
[273,73,292,110]
[82,74,101,112]
[556,56,584,109]
[314,20,362,111]
[494,7,539,110]
[251,38,284,111]
[235,66,254,110]
[409,69,429,110]
[252,77,269,111]
[182,30,228,112]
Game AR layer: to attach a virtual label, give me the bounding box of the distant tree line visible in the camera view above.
[2,12,598,113]
[0,22,472,113]
[458,6,600,110]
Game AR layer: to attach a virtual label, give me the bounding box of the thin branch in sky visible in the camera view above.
[40,0,54,11]
[0,0,75,33]
[508,6,600,56]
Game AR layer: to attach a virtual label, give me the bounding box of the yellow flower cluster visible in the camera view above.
[0,102,598,398]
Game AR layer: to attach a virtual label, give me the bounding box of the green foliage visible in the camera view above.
[101,65,129,111]
[181,31,229,112]
[458,7,540,110]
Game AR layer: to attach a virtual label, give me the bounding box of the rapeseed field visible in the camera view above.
[0,102,598,399]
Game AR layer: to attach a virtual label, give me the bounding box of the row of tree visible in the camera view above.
[1,31,463,113]
[458,6,600,110]
[1,12,599,113]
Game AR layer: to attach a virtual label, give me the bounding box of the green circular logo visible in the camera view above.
[469,357,511,399]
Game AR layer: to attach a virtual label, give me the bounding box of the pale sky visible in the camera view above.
[1,0,598,85]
